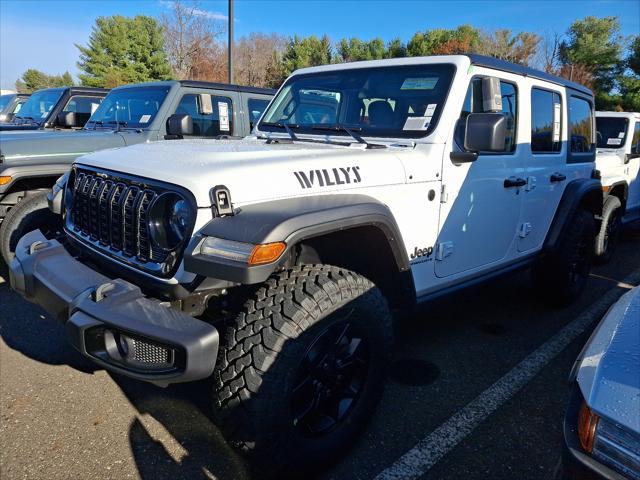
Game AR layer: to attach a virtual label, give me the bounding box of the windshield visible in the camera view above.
[596,117,629,149]
[259,64,456,139]
[0,94,14,111]
[85,86,170,129]
[14,89,64,123]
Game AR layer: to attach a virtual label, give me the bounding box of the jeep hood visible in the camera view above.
[75,138,408,207]
[0,130,127,165]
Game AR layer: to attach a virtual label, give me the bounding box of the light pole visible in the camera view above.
[228,0,234,84]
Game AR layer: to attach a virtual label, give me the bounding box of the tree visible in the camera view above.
[385,38,407,58]
[559,16,623,93]
[233,33,288,87]
[280,35,333,77]
[480,30,541,66]
[618,35,640,111]
[336,37,386,62]
[407,25,481,56]
[76,15,172,88]
[15,69,75,93]
[161,0,226,81]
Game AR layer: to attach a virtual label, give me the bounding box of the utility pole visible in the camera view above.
[228,0,234,84]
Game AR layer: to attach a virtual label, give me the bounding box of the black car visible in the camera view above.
[0,86,108,131]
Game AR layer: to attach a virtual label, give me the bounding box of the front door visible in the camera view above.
[435,75,524,278]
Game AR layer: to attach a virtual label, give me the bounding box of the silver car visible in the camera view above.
[562,285,640,479]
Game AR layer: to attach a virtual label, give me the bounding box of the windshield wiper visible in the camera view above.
[14,115,35,125]
[105,120,128,132]
[261,122,299,141]
[312,124,386,149]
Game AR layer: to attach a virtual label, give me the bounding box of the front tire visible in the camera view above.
[0,191,62,263]
[594,195,622,264]
[213,264,392,477]
[533,209,596,306]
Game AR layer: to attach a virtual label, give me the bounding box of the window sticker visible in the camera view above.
[425,103,437,116]
[218,101,229,131]
[401,77,438,90]
[403,116,431,131]
[139,114,151,123]
[607,138,622,146]
[618,132,625,138]
[553,103,561,142]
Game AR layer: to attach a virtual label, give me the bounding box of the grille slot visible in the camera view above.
[65,168,186,274]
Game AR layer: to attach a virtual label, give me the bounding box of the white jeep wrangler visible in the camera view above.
[594,111,640,261]
[9,55,602,476]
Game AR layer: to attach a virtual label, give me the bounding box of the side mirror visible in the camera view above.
[166,114,193,138]
[57,111,78,128]
[464,113,507,153]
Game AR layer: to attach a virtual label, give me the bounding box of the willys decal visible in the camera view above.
[294,166,361,189]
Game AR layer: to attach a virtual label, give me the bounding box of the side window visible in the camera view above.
[455,77,517,152]
[632,122,640,154]
[531,88,562,153]
[248,98,269,130]
[569,96,594,154]
[175,94,233,136]
[63,95,102,125]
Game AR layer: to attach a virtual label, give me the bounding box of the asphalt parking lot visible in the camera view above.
[1,225,639,480]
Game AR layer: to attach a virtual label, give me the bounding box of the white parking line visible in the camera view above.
[375,270,640,480]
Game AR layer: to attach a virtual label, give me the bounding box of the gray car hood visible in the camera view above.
[0,129,128,164]
[577,286,640,432]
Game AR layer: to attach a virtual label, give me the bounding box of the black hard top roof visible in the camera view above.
[466,54,593,96]
[178,80,276,95]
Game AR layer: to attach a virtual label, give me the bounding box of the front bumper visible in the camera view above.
[9,229,219,386]
[561,384,628,480]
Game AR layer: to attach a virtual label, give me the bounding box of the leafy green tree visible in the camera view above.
[336,37,386,62]
[76,15,172,88]
[407,25,480,56]
[559,16,623,94]
[15,69,75,93]
[618,35,640,111]
[385,38,407,58]
[280,35,333,76]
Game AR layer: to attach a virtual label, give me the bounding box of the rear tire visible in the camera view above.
[0,191,62,263]
[213,264,392,478]
[594,195,622,264]
[533,209,596,306]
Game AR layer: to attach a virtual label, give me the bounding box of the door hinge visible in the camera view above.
[525,176,537,192]
[436,241,454,260]
[440,184,448,203]
[518,222,532,238]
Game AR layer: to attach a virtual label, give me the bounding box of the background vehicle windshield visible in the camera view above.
[596,116,629,148]
[0,94,14,111]
[13,89,63,123]
[85,86,170,129]
[259,64,456,138]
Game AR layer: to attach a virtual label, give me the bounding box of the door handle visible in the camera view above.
[504,177,527,188]
[550,172,567,183]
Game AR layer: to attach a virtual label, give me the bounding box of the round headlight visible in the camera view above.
[148,192,193,251]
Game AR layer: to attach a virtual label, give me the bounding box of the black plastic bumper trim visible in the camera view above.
[9,229,218,386]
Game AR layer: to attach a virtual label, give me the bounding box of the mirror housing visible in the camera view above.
[464,113,507,153]
[166,114,193,138]
[57,111,78,128]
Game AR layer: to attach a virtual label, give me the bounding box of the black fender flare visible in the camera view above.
[184,194,409,284]
[604,180,628,205]
[543,178,602,253]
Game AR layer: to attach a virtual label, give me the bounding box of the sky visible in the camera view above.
[1,0,639,90]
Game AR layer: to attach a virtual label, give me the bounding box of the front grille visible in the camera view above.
[65,167,194,276]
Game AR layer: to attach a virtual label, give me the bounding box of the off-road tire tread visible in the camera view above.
[594,195,622,263]
[213,264,391,467]
[0,191,52,263]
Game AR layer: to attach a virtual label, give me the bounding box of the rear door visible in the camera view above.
[518,83,566,252]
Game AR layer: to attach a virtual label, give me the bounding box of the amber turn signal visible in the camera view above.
[0,176,11,186]
[577,402,599,453]
[249,242,286,265]
[602,185,611,193]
